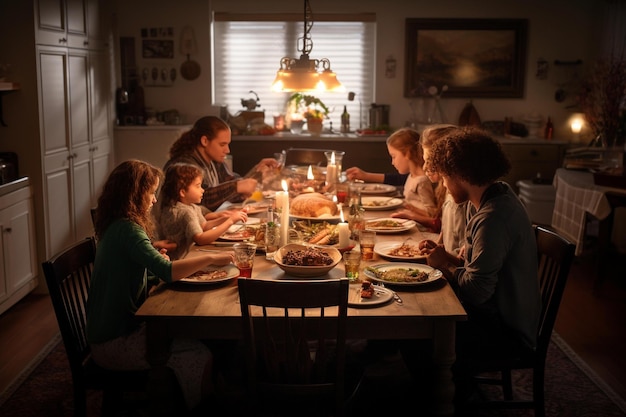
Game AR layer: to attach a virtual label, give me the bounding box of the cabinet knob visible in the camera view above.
[59,37,67,44]
[4,227,11,233]
[530,149,539,157]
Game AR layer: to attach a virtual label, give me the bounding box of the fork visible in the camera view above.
[378,281,403,305]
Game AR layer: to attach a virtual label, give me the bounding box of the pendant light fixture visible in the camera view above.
[271,0,345,92]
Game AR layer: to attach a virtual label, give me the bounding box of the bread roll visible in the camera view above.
[290,193,338,218]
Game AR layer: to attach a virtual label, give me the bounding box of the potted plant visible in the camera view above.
[286,93,329,135]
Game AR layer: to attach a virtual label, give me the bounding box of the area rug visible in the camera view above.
[1,333,625,417]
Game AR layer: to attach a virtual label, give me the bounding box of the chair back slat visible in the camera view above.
[238,278,352,416]
[42,237,97,376]
[534,225,575,358]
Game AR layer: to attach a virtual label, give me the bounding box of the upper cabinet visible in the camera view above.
[35,0,103,49]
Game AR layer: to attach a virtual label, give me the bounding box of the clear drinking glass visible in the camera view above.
[359,230,376,261]
[233,242,257,278]
[343,250,361,281]
[264,222,280,261]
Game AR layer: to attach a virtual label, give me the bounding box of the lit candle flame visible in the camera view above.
[571,119,583,134]
[281,179,288,192]
[330,152,336,164]
[307,165,314,180]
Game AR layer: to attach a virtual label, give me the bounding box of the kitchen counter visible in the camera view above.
[0,176,29,198]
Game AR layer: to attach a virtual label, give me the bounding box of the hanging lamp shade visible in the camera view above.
[271,0,344,93]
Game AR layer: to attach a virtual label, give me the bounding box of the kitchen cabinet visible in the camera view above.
[40,45,112,258]
[0,0,113,282]
[228,134,396,175]
[0,185,38,315]
[499,140,568,193]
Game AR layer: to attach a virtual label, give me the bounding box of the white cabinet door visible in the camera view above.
[38,47,69,157]
[35,0,88,48]
[1,199,37,294]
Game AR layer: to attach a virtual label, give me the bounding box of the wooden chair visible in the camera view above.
[42,237,149,417]
[284,147,336,167]
[237,278,362,417]
[464,225,575,417]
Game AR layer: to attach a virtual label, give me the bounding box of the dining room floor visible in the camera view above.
[1,243,625,412]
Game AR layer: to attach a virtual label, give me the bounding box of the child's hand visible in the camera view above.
[210,251,234,266]
[231,210,248,224]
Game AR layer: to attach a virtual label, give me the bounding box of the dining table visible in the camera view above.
[136,190,467,416]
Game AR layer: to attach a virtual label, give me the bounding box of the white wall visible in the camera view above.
[113,0,611,141]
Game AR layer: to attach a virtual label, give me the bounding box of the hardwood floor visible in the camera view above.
[1,250,625,402]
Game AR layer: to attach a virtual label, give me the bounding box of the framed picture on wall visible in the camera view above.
[404,18,528,98]
[142,40,174,59]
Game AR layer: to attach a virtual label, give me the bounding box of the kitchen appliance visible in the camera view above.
[0,151,19,184]
[369,103,389,129]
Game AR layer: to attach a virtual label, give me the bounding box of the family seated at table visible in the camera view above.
[85,120,542,415]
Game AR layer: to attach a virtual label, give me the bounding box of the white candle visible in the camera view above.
[337,222,350,248]
[277,180,290,246]
[326,152,337,185]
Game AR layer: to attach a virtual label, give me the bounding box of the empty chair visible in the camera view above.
[284,147,336,167]
[463,225,575,417]
[237,278,363,417]
[42,237,149,417]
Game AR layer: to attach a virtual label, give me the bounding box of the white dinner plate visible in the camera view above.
[312,239,357,253]
[374,241,426,261]
[348,284,394,307]
[219,223,260,241]
[360,183,397,195]
[365,217,416,233]
[179,264,240,284]
[364,263,443,286]
[360,196,404,211]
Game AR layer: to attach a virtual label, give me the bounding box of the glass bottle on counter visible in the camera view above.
[341,105,350,133]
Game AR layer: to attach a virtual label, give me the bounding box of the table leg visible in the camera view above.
[431,320,457,417]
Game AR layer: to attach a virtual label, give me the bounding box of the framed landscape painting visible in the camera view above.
[404,18,528,98]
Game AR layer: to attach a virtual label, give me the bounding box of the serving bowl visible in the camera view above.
[273,244,341,277]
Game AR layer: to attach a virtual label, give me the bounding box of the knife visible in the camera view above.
[391,291,403,304]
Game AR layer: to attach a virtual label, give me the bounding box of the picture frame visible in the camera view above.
[404,18,528,98]
[142,40,174,59]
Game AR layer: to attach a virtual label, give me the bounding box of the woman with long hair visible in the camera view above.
[87,159,234,412]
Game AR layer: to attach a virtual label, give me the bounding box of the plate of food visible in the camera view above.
[274,244,342,277]
[227,202,270,214]
[219,224,261,241]
[364,263,443,286]
[291,220,352,247]
[348,281,394,307]
[179,264,240,284]
[374,240,426,261]
[365,218,416,233]
[360,183,397,195]
[360,196,404,210]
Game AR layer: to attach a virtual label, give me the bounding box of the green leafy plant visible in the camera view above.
[287,93,329,121]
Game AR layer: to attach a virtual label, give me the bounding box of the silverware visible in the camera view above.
[377,281,403,305]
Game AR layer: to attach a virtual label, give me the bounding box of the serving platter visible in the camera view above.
[289,214,341,222]
[312,239,357,253]
[348,284,393,307]
[360,183,397,195]
[364,263,443,286]
[179,264,239,284]
[360,196,404,211]
[364,217,416,233]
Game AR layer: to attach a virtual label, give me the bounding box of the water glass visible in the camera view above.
[343,250,361,281]
[359,230,376,261]
[264,223,280,261]
[233,242,257,278]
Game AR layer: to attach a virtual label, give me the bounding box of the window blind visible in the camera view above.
[212,13,376,131]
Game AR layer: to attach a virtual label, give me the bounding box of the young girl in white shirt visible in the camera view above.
[157,163,248,260]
